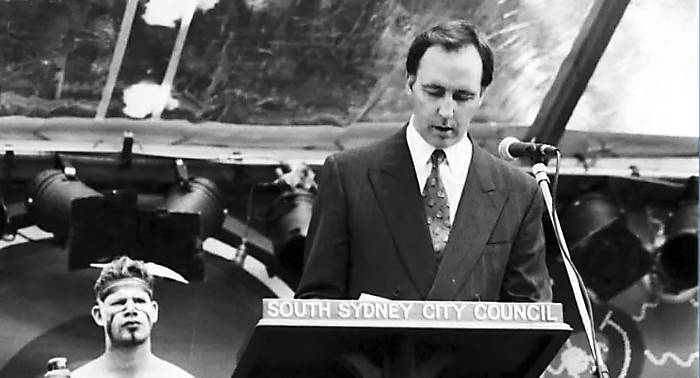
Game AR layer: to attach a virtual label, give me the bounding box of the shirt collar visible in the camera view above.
[407,115,435,173]
[406,115,473,173]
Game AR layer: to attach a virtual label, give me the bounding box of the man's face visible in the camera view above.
[92,284,158,348]
[408,44,484,148]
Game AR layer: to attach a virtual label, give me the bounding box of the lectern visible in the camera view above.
[232,299,571,378]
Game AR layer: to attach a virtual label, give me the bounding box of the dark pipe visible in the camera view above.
[165,177,225,238]
[26,170,102,238]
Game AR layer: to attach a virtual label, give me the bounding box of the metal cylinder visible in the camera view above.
[562,192,621,246]
[46,357,68,371]
[561,191,652,300]
[165,177,225,238]
[26,169,102,237]
[45,356,70,377]
[266,189,315,273]
[659,200,698,291]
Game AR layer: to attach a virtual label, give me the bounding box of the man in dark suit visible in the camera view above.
[295,20,551,302]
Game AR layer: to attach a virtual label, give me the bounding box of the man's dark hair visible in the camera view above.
[406,20,494,90]
[93,256,154,301]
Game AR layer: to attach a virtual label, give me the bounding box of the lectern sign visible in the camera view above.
[263,299,564,327]
[234,299,572,378]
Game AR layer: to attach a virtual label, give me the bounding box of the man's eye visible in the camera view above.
[424,87,444,97]
[454,93,475,102]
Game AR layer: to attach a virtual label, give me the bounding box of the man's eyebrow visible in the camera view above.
[422,83,476,94]
[454,89,477,95]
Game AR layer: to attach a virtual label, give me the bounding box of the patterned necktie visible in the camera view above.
[422,149,451,257]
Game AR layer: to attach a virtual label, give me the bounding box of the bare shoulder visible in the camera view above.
[70,358,104,378]
[153,356,195,378]
[71,356,194,378]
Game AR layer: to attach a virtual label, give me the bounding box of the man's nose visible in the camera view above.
[437,97,455,119]
[123,298,138,313]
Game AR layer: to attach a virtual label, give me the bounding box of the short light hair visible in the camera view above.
[93,256,154,301]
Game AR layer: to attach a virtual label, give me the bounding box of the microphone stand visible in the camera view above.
[531,161,609,378]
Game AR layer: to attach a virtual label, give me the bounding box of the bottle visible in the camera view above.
[45,356,71,377]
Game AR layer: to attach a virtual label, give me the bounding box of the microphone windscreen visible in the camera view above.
[498,136,520,161]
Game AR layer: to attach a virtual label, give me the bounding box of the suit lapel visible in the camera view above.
[427,144,507,300]
[368,128,437,298]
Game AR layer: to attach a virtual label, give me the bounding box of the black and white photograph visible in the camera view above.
[0,0,697,377]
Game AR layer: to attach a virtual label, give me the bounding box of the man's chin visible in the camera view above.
[111,336,148,347]
[109,330,149,347]
[428,135,458,149]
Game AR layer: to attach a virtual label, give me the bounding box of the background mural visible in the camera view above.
[0,0,696,136]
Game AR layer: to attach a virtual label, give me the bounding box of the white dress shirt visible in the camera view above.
[406,116,472,222]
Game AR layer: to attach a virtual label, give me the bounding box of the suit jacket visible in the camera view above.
[295,127,552,302]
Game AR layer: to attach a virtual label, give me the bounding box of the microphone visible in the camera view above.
[498,137,559,161]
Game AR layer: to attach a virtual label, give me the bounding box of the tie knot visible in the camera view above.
[430,149,446,167]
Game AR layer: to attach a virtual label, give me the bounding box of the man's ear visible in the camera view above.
[406,75,416,94]
[91,304,105,327]
[150,300,159,324]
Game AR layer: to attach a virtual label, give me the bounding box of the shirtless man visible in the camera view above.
[72,256,194,378]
